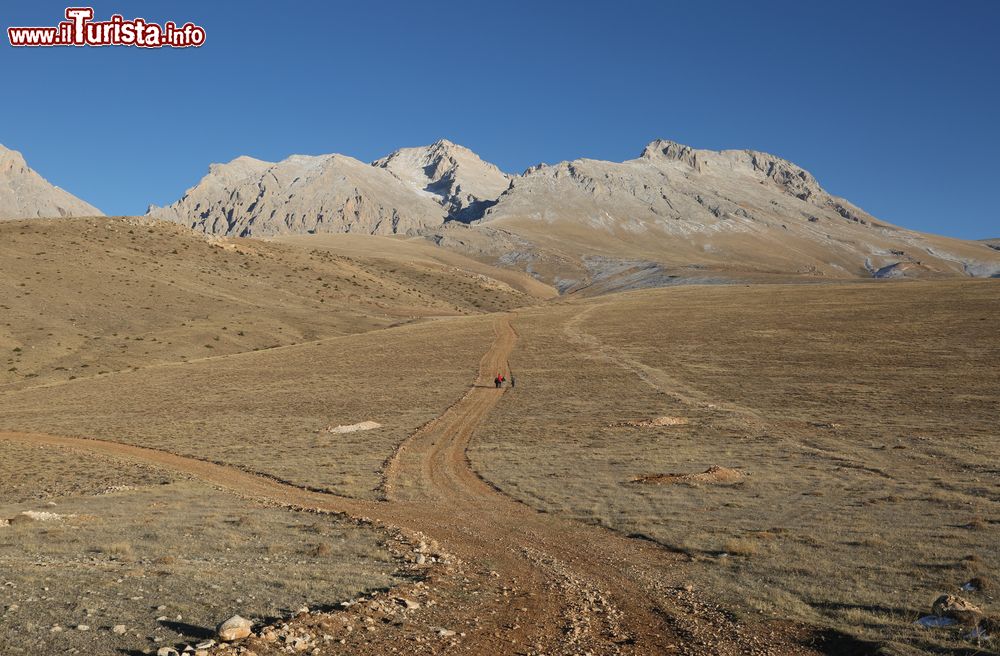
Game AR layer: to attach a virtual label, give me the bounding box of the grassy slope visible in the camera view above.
[0,217,537,390]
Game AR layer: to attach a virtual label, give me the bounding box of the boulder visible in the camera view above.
[932,594,983,626]
[216,615,252,641]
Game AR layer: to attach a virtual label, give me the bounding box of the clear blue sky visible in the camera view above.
[2,1,998,238]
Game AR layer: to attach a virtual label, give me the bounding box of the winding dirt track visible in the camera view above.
[0,317,836,655]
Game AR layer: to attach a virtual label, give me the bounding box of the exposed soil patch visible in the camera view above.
[631,465,747,486]
[611,415,689,428]
[317,420,382,434]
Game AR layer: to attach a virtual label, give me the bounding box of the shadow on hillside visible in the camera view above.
[805,629,885,656]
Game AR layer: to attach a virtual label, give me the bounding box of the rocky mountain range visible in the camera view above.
[145,137,1000,287]
[2,136,997,288]
[0,144,101,220]
[428,140,1000,290]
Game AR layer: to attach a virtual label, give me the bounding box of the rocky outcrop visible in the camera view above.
[932,594,983,626]
[0,144,102,220]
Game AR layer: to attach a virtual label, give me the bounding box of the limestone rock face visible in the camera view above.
[373,139,511,221]
[0,144,102,220]
[148,153,447,237]
[481,139,874,231]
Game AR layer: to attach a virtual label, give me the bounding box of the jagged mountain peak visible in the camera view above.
[373,140,510,220]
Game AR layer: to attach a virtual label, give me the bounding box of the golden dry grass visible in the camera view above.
[0,216,539,390]
[0,315,496,499]
[470,280,999,654]
[0,444,397,656]
[3,215,998,654]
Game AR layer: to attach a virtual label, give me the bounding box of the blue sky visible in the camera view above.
[2,1,998,238]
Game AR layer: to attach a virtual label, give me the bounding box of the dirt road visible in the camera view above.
[0,317,848,655]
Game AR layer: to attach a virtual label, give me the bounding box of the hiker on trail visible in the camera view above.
[494,375,502,389]
[510,375,516,388]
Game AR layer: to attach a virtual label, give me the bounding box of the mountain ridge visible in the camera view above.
[0,144,102,220]
[133,138,1000,286]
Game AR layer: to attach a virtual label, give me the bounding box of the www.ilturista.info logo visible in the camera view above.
[7,7,206,48]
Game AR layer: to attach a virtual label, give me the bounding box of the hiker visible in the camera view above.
[494,375,502,389]
[510,375,516,388]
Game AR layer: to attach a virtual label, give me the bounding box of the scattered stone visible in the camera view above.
[961,576,992,593]
[76,624,90,631]
[11,511,67,523]
[395,597,420,610]
[216,615,253,641]
[194,640,215,650]
[157,648,180,656]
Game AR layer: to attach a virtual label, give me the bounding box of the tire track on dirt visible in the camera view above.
[0,315,836,655]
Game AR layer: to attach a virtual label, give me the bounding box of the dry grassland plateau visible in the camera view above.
[1,216,997,656]
[471,281,999,655]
